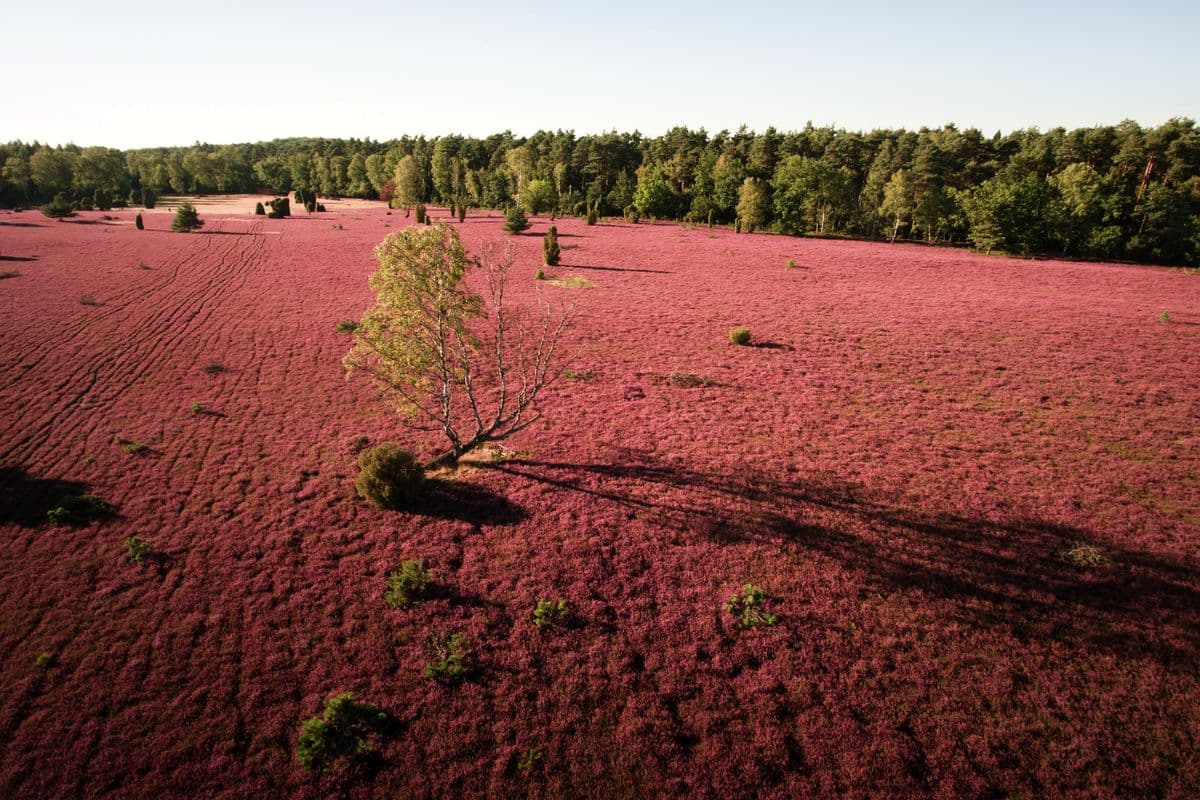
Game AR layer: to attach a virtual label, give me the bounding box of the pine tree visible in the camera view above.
[134,212,144,230]
[457,203,466,223]
[40,193,76,220]
[415,203,427,224]
[170,201,204,232]
[254,202,266,215]
[543,226,560,266]
[504,206,530,234]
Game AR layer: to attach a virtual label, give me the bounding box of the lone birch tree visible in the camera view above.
[344,223,573,468]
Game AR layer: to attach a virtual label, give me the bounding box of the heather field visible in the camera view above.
[2,204,1199,799]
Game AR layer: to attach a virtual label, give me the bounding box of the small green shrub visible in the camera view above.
[267,197,290,218]
[254,202,265,215]
[726,584,778,628]
[136,260,151,270]
[355,443,425,509]
[191,401,204,414]
[517,748,543,773]
[534,268,545,281]
[543,226,560,266]
[115,436,147,455]
[503,206,530,234]
[317,203,326,212]
[384,559,432,608]
[586,204,598,225]
[336,320,360,333]
[666,372,715,388]
[425,632,472,684]
[47,494,111,526]
[296,692,391,772]
[346,434,370,453]
[415,203,427,225]
[1157,309,1171,323]
[729,327,751,346]
[561,368,595,382]
[41,194,76,220]
[1062,543,1112,569]
[124,535,152,564]
[35,652,55,669]
[532,598,572,630]
[134,212,144,230]
[624,206,638,224]
[786,259,796,270]
[170,202,204,233]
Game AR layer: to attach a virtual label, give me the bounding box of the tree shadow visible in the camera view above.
[484,454,1200,672]
[410,477,526,526]
[570,263,673,275]
[0,255,37,262]
[0,221,44,228]
[749,341,795,351]
[0,466,92,527]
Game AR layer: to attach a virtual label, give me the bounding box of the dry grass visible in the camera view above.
[1062,543,1113,568]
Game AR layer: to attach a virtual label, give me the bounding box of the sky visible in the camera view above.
[4,0,1198,148]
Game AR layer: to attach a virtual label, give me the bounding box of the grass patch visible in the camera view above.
[561,368,595,382]
[666,372,716,388]
[336,320,360,334]
[124,535,152,564]
[548,275,594,289]
[1062,543,1112,569]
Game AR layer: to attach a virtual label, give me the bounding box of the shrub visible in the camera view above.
[296,692,391,772]
[623,206,638,224]
[170,202,204,233]
[124,535,152,564]
[254,202,265,215]
[517,748,543,773]
[137,260,151,270]
[122,440,147,455]
[355,443,425,509]
[534,268,545,280]
[267,197,290,218]
[726,584,778,628]
[1157,309,1171,323]
[457,204,466,223]
[134,212,144,230]
[191,402,204,414]
[1062,543,1112,568]
[729,327,751,346]
[585,204,597,225]
[336,320,360,334]
[35,652,55,669]
[503,206,530,234]
[561,368,595,382]
[346,434,370,453]
[305,200,317,214]
[47,494,110,526]
[532,598,572,630]
[786,259,796,270]
[425,632,472,684]
[384,559,432,608]
[202,362,226,375]
[41,194,76,220]
[666,372,715,388]
[93,189,113,211]
[415,204,427,225]
[317,203,326,212]
[543,225,560,266]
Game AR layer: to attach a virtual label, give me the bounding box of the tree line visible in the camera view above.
[2,119,1197,265]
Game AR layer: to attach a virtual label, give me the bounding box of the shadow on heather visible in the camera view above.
[0,466,90,527]
[485,453,1200,671]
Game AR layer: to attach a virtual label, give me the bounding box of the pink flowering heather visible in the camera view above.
[0,205,1198,798]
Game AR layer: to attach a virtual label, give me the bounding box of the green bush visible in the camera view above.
[254,201,265,215]
[40,194,76,220]
[503,206,530,234]
[543,225,560,266]
[415,203,427,225]
[355,443,425,508]
[726,584,778,628]
[170,202,204,233]
[384,559,432,608]
[786,259,796,270]
[47,494,110,526]
[532,598,572,630]
[134,212,144,230]
[296,692,392,772]
[585,204,598,225]
[316,203,326,212]
[267,197,290,218]
[124,536,152,564]
[425,632,472,684]
[534,268,545,280]
[336,320,360,333]
[1158,309,1171,323]
[729,327,751,346]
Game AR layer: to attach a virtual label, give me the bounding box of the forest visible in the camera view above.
[2,119,1198,265]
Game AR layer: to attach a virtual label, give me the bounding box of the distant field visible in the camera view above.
[1,204,1198,798]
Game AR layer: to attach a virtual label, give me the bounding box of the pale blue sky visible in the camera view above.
[5,0,1197,148]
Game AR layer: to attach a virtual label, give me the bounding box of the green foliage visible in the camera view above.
[633,164,677,219]
[772,157,853,235]
[726,584,778,628]
[666,372,715,388]
[532,598,572,629]
[520,179,557,215]
[785,259,796,270]
[355,443,425,509]
[47,494,110,526]
[296,692,392,772]
[517,748,543,773]
[336,320,360,333]
[585,204,597,225]
[542,225,560,266]
[134,212,144,230]
[534,268,545,280]
[40,193,76,220]
[267,197,290,218]
[735,177,770,233]
[35,652,55,669]
[254,201,265,215]
[93,188,112,211]
[1158,309,1171,323]
[624,206,638,224]
[503,205,529,234]
[961,173,1052,255]
[191,401,204,414]
[425,632,472,684]
[124,536,151,564]
[729,327,751,346]
[415,203,427,224]
[170,201,204,233]
[384,559,432,608]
